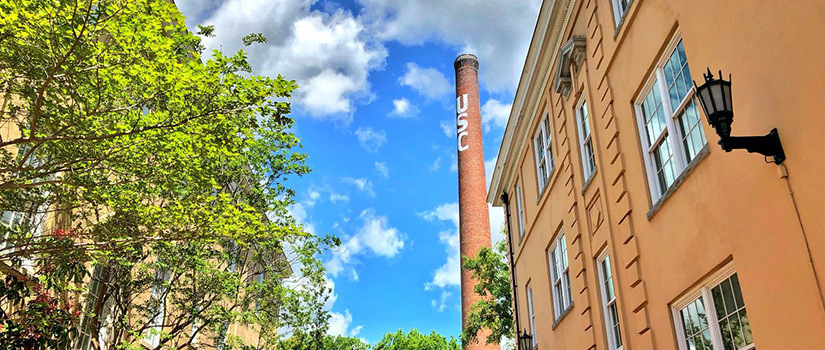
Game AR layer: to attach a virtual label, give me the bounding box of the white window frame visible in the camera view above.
[0,211,25,252]
[548,232,572,319]
[597,252,623,350]
[611,0,632,27]
[634,34,707,203]
[515,182,525,240]
[76,266,105,350]
[671,264,755,350]
[576,100,597,181]
[527,283,537,346]
[533,112,554,193]
[144,269,171,348]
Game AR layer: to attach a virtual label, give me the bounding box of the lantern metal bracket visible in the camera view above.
[718,128,785,164]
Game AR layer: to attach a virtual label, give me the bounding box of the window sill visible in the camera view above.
[551,304,574,330]
[646,145,709,219]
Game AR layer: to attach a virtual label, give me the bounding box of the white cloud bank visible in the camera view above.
[389,97,418,118]
[341,177,376,197]
[400,62,452,100]
[354,127,387,152]
[359,0,542,91]
[180,0,387,123]
[326,209,405,280]
[482,99,512,130]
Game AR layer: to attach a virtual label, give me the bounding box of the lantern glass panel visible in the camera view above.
[698,86,714,116]
[723,83,732,113]
[710,83,725,114]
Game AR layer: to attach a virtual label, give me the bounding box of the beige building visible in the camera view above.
[488,1,825,349]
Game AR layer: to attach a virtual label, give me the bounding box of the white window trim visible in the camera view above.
[548,232,572,319]
[576,99,596,181]
[533,112,554,194]
[144,269,171,348]
[516,182,525,240]
[634,33,703,202]
[527,283,537,346]
[671,263,755,350]
[597,252,623,350]
[611,0,632,27]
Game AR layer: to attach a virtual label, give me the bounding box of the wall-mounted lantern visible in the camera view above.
[694,69,786,164]
[518,331,534,350]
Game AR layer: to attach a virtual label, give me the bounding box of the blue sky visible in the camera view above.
[177,0,541,343]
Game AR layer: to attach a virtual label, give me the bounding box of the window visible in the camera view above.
[635,38,707,202]
[533,113,554,192]
[0,211,25,251]
[548,233,572,319]
[598,254,622,350]
[256,272,265,313]
[216,321,230,350]
[144,269,171,347]
[527,283,537,346]
[76,266,105,350]
[577,101,597,181]
[673,271,754,350]
[516,183,525,240]
[611,0,632,27]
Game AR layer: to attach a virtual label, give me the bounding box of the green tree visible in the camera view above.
[373,329,461,350]
[279,334,370,350]
[460,239,514,347]
[0,0,333,348]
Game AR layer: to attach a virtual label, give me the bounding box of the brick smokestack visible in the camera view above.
[454,54,497,350]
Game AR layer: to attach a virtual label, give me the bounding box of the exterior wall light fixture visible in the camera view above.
[518,331,534,350]
[694,69,786,164]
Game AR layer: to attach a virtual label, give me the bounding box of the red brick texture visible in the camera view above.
[454,54,498,350]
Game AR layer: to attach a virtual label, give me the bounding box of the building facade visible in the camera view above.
[488,1,825,349]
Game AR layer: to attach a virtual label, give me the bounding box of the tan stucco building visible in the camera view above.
[488,1,825,349]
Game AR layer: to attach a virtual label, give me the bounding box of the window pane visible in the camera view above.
[710,274,754,350]
[560,236,569,270]
[678,100,707,162]
[544,117,553,145]
[580,102,591,137]
[730,274,745,312]
[679,298,713,350]
[739,309,753,344]
[642,87,666,146]
[652,139,677,192]
[666,40,692,110]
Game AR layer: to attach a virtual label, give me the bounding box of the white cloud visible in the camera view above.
[439,120,454,138]
[431,290,452,312]
[186,0,387,123]
[389,98,418,118]
[420,203,460,290]
[428,156,442,172]
[358,0,542,91]
[485,157,506,241]
[329,193,349,203]
[341,177,376,197]
[482,99,512,130]
[326,209,405,279]
[308,189,321,202]
[449,154,458,173]
[485,157,498,190]
[354,126,387,152]
[328,309,364,337]
[288,189,319,235]
[374,161,389,178]
[400,63,452,100]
